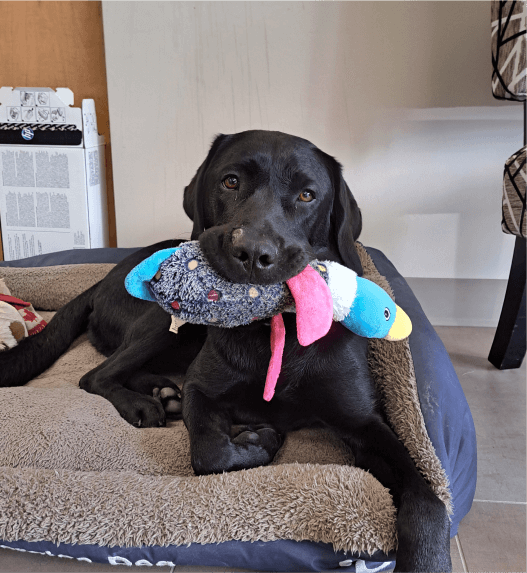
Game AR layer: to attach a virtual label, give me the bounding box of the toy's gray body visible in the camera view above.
[150,242,294,327]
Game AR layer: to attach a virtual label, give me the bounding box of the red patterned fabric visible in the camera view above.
[0,293,47,336]
[0,294,30,309]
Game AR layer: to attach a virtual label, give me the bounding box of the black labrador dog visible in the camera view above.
[0,130,451,572]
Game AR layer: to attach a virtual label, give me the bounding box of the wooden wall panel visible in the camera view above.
[0,1,116,260]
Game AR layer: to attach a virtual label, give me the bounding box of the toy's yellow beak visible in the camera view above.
[385,305,412,341]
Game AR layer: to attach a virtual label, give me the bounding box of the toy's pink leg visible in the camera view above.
[263,313,286,401]
[286,265,333,346]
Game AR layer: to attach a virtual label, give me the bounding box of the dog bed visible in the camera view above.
[0,244,477,571]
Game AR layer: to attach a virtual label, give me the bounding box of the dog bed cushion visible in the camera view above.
[0,244,476,571]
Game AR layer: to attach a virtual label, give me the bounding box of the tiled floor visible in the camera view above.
[0,326,525,572]
[435,326,526,573]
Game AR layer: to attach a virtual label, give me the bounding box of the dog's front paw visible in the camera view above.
[118,394,167,428]
[191,425,283,475]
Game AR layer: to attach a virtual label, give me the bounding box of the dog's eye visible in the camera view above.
[298,190,315,202]
[223,176,239,190]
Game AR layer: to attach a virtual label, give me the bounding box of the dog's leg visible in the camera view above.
[80,308,181,427]
[342,420,452,573]
[182,383,282,475]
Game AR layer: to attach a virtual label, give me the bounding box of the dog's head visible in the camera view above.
[183,130,362,284]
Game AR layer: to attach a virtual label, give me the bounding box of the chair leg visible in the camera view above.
[488,236,526,369]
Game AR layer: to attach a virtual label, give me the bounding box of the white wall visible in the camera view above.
[102,2,522,288]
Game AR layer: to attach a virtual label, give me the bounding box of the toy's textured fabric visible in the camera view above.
[0,245,476,570]
[137,243,293,327]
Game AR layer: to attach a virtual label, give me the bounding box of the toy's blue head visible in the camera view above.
[341,277,411,341]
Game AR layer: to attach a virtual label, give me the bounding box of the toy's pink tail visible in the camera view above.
[263,313,286,401]
[263,265,333,401]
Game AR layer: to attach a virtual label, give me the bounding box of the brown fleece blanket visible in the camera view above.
[0,246,451,556]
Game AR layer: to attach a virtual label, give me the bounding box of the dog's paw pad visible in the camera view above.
[239,431,261,444]
[160,387,179,400]
[155,386,181,417]
[232,430,261,445]
[164,399,182,415]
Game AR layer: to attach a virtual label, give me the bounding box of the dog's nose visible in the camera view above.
[231,227,276,271]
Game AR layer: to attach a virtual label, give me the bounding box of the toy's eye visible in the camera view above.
[384,308,391,320]
[298,190,315,202]
[223,176,239,190]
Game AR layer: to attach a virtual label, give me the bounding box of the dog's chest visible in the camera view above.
[223,317,359,389]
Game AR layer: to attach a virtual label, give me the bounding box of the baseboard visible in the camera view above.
[404,278,508,327]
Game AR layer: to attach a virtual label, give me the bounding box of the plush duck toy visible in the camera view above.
[125,241,412,401]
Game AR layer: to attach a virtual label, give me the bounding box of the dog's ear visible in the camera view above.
[332,164,363,275]
[184,134,229,240]
[316,150,363,275]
